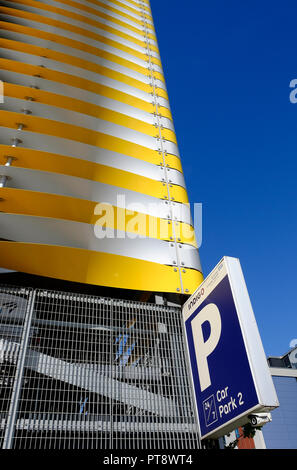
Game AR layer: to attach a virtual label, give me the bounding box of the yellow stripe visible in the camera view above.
[0,110,182,171]
[0,187,195,245]
[0,241,185,293]
[0,6,161,66]
[124,0,150,10]
[0,143,186,202]
[93,0,153,19]
[166,184,188,203]
[5,3,159,53]
[0,38,165,94]
[0,22,163,83]
[0,58,171,119]
[3,82,175,143]
[9,0,157,42]
[181,268,204,295]
[0,188,102,225]
[52,0,155,33]
[0,189,176,239]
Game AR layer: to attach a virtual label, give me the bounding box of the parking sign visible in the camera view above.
[182,257,279,439]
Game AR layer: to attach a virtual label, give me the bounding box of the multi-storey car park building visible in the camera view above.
[0,0,203,449]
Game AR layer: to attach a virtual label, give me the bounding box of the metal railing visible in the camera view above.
[0,285,200,449]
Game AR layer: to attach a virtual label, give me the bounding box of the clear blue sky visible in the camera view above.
[151,0,297,357]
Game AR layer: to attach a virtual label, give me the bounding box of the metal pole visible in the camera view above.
[180,309,202,449]
[2,289,36,449]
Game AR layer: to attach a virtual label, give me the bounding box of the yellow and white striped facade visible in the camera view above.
[0,0,203,294]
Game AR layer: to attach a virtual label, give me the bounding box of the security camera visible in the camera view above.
[248,413,272,427]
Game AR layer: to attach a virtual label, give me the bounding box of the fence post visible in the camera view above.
[2,289,36,449]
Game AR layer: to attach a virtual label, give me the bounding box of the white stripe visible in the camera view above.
[0,165,192,224]
[0,126,183,185]
[1,70,172,129]
[3,97,171,151]
[73,0,153,23]
[41,0,153,32]
[0,47,168,101]
[2,0,157,45]
[1,14,161,64]
[0,213,201,269]
[0,12,160,58]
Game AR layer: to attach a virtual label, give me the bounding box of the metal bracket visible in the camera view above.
[4,156,17,166]
[0,175,11,188]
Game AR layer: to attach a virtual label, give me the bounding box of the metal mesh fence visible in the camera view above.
[0,285,200,449]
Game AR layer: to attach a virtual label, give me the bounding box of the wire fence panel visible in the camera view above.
[0,286,34,448]
[0,285,200,449]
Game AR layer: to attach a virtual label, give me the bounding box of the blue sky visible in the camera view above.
[151,0,297,357]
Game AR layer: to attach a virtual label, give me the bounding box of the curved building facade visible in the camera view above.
[0,0,203,295]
